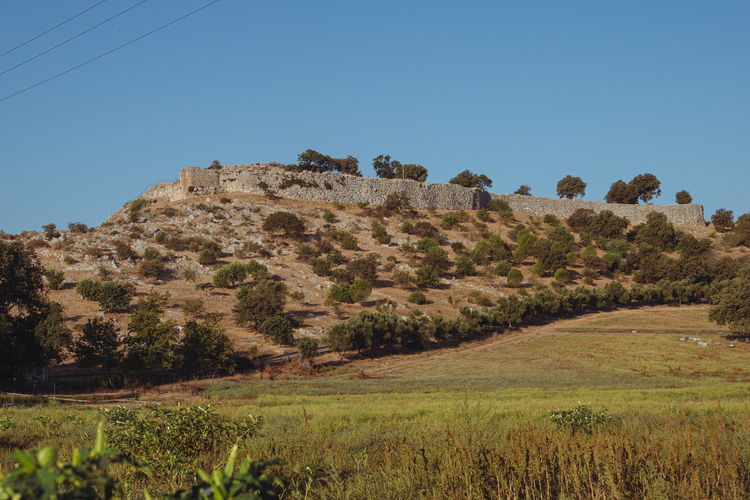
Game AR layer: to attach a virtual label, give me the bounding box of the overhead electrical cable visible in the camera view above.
[0,0,109,60]
[0,0,220,104]
[0,0,149,78]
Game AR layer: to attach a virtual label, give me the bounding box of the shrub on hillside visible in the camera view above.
[415,265,439,288]
[340,233,359,250]
[407,290,427,305]
[349,279,372,304]
[262,211,305,235]
[327,282,353,303]
[212,262,249,288]
[506,269,523,287]
[454,254,476,276]
[45,269,64,290]
[259,315,295,345]
[392,269,416,289]
[233,279,287,330]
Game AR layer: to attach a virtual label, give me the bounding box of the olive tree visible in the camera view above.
[556,175,586,199]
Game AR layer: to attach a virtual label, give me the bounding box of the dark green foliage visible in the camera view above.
[543,214,560,225]
[494,260,512,276]
[322,209,336,223]
[123,291,176,379]
[605,174,661,204]
[407,290,427,305]
[130,198,148,213]
[372,154,401,179]
[371,222,391,244]
[310,258,333,277]
[262,211,305,235]
[233,280,287,330]
[42,223,59,240]
[476,209,492,222]
[400,219,414,234]
[295,149,336,173]
[711,209,735,233]
[383,191,412,212]
[449,170,492,189]
[113,240,136,260]
[556,175,586,199]
[441,214,460,228]
[514,185,531,195]
[566,208,595,232]
[198,240,221,265]
[415,265,439,288]
[394,163,428,182]
[327,283,353,303]
[634,212,677,251]
[488,198,511,212]
[604,179,637,204]
[181,297,205,317]
[96,281,133,312]
[105,404,262,484]
[341,233,359,250]
[589,210,629,239]
[73,317,123,373]
[260,315,295,345]
[554,268,570,284]
[325,310,434,352]
[212,263,244,288]
[422,247,451,274]
[349,279,373,303]
[677,234,712,259]
[334,155,362,176]
[332,253,380,284]
[67,221,88,233]
[506,268,523,287]
[675,190,692,204]
[45,269,64,290]
[454,254,476,276]
[76,279,132,312]
[709,275,750,334]
[413,222,439,238]
[296,338,320,359]
[451,241,467,254]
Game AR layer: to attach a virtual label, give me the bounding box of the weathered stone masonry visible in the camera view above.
[143,164,706,226]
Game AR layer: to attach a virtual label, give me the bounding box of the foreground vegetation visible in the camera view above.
[3,308,750,498]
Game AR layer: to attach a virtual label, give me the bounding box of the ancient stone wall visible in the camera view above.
[142,163,705,226]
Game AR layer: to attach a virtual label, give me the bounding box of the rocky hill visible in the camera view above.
[4,171,731,380]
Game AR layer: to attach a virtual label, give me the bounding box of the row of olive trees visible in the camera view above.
[324,275,746,354]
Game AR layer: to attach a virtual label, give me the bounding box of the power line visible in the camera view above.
[0,0,149,78]
[0,0,109,60]
[0,0,220,104]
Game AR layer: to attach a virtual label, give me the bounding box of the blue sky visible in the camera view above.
[1,1,748,233]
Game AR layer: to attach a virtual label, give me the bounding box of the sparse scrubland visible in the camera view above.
[3,163,750,498]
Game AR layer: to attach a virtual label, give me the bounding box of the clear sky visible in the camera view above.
[1,1,748,234]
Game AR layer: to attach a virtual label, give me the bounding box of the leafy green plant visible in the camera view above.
[105,404,262,483]
[296,338,320,360]
[262,211,305,235]
[45,269,64,290]
[415,265,439,288]
[407,290,427,305]
[259,315,295,345]
[322,210,336,223]
[548,402,612,434]
[0,423,146,500]
[183,267,198,282]
[327,283,353,303]
[348,279,372,304]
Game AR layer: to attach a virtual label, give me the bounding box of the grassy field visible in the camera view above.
[3,304,750,498]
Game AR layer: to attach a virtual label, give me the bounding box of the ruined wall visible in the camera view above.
[489,193,705,226]
[142,164,705,226]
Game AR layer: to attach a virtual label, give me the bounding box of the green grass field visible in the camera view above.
[3,304,750,498]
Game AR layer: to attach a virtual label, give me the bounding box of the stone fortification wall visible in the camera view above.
[489,193,705,226]
[142,164,705,226]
